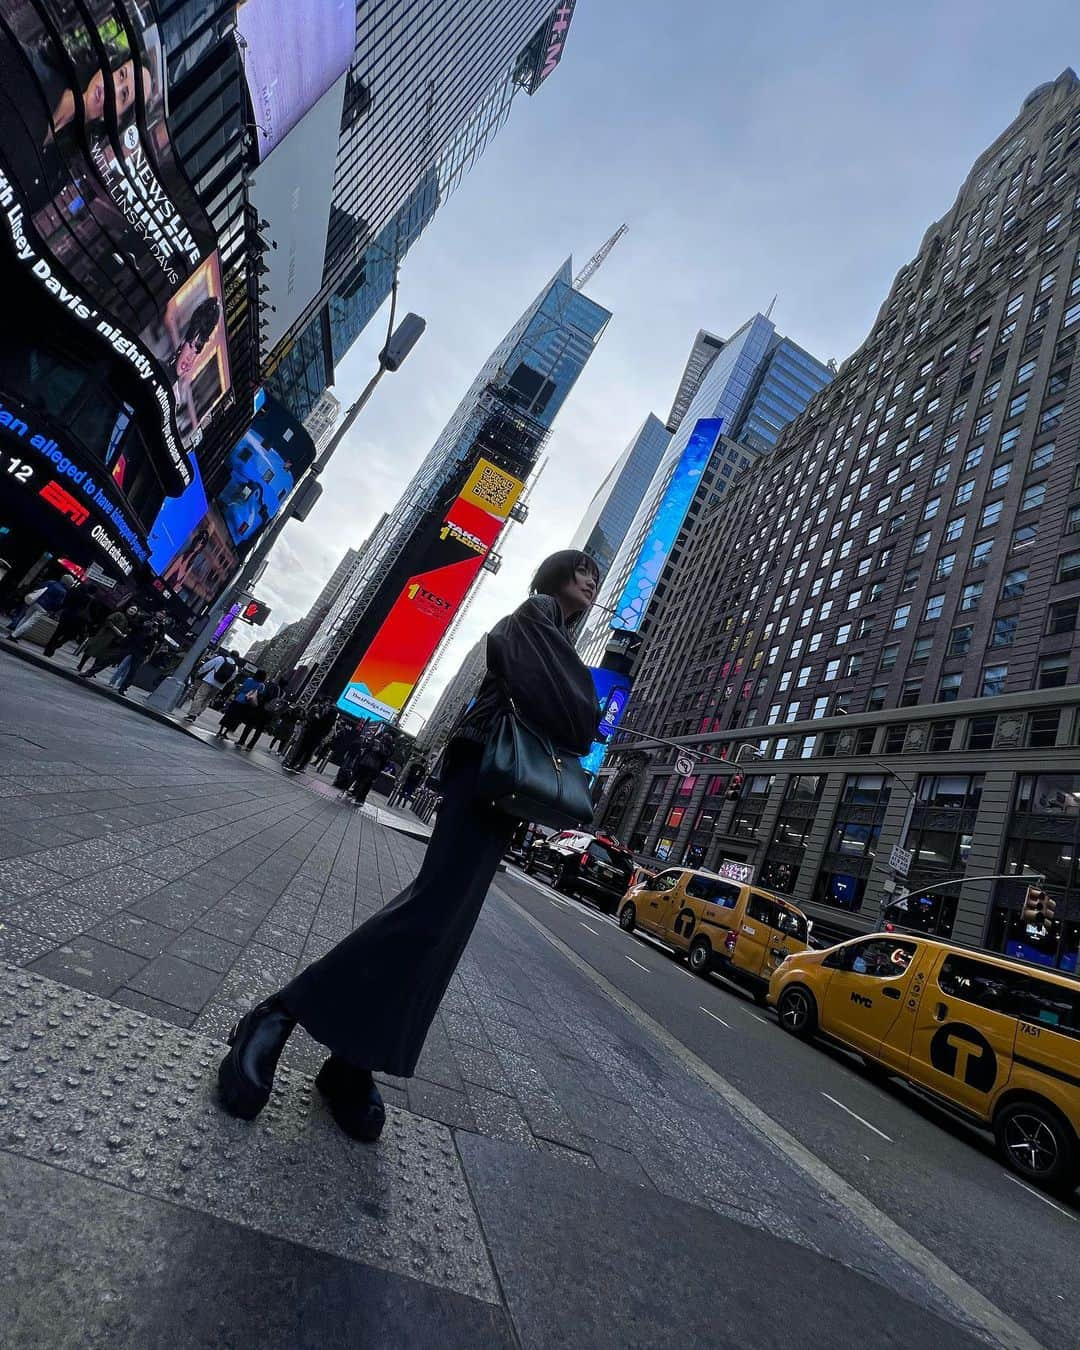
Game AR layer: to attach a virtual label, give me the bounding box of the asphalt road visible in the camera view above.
[495,866,1079,1350]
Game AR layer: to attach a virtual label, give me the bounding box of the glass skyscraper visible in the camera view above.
[578,316,833,667]
[297,258,611,703]
[570,414,672,580]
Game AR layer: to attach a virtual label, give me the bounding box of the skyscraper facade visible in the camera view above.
[416,639,489,753]
[596,70,1080,974]
[578,318,833,668]
[297,257,611,717]
[665,330,725,432]
[263,1,576,424]
[570,414,671,580]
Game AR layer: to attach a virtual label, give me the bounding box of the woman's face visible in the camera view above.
[174,340,199,379]
[83,62,144,121]
[559,563,598,618]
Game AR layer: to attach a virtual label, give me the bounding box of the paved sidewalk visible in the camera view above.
[0,653,989,1348]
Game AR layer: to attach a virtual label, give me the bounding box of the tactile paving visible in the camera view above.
[0,964,499,1305]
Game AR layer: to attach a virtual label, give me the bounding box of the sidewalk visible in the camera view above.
[0,652,987,1348]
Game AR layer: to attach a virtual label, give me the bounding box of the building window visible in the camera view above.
[989,462,1012,489]
[1066,504,1080,534]
[729,774,775,840]
[923,594,945,621]
[899,678,922,707]
[887,773,985,937]
[944,515,966,542]
[1028,710,1061,748]
[923,495,941,519]
[911,636,933,664]
[1012,524,1037,551]
[954,479,974,505]
[883,724,907,753]
[938,672,962,702]
[1036,655,1069,689]
[1047,598,1079,635]
[891,605,910,630]
[929,720,955,752]
[990,616,1018,648]
[948,625,973,656]
[759,775,826,893]
[824,659,840,681]
[1038,401,1064,432]
[1001,567,1028,599]
[899,568,919,593]
[999,425,1021,456]
[967,715,997,749]
[911,530,931,555]
[1019,483,1046,512]
[970,539,994,569]
[934,553,956,579]
[1030,441,1055,472]
[867,685,888,712]
[959,582,983,611]
[981,664,1008,697]
[1057,550,1080,583]
[816,775,893,915]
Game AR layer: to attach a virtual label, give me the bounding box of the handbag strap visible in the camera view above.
[492,673,567,761]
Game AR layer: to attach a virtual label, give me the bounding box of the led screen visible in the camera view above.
[217,397,316,549]
[613,417,723,632]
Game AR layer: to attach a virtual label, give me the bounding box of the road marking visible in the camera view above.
[1002,1173,1077,1220]
[579,922,601,935]
[822,1092,894,1143]
[699,1006,730,1028]
[749,1012,769,1025]
[549,896,570,909]
[500,890,1044,1350]
[625,956,650,972]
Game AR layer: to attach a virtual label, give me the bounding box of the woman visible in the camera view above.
[79,604,138,675]
[216,668,266,742]
[216,550,600,1143]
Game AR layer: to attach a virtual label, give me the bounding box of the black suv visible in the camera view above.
[524,830,634,913]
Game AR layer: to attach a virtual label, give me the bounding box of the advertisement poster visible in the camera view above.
[237,0,355,161]
[0,0,232,489]
[217,396,316,548]
[161,502,238,614]
[337,458,523,723]
[613,417,722,632]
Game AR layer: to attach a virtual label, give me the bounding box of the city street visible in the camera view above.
[0,651,1066,1349]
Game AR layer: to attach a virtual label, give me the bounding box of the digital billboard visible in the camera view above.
[237,0,355,161]
[580,668,632,779]
[217,396,316,549]
[162,502,239,616]
[146,454,209,575]
[0,0,232,489]
[613,417,723,632]
[337,458,524,723]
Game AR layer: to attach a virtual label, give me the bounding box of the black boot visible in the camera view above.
[216,996,296,1120]
[315,1056,386,1143]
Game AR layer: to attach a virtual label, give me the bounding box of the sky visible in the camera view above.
[245,0,1078,731]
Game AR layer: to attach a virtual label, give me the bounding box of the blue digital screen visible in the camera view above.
[613,417,723,632]
[581,667,632,779]
[147,456,209,575]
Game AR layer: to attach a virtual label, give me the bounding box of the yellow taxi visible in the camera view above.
[618,869,809,1001]
[769,934,1080,1193]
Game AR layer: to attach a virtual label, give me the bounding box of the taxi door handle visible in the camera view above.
[882,987,901,1000]
[933,1002,948,1022]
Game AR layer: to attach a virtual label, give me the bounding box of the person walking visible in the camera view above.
[313,716,347,773]
[346,723,396,807]
[110,608,167,695]
[282,700,337,774]
[184,649,238,721]
[80,603,139,676]
[268,701,299,754]
[42,583,99,658]
[216,550,600,1143]
[236,675,281,750]
[7,573,76,641]
[216,668,266,741]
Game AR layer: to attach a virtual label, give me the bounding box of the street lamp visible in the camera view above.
[148,296,425,714]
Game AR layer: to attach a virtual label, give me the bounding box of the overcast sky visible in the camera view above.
[245,0,1077,730]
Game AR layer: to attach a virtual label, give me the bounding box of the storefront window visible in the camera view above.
[729,774,775,840]
[815,774,892,913]
[759,775,824,893]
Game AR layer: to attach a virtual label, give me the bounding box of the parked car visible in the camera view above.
[525,830,635,913]
[770,934,1080,1194]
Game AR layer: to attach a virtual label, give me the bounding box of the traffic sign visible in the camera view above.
[888,845,913,877]
[675,753,697,776]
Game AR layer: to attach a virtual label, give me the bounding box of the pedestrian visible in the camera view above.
[216,668,266,741]
[216,550,600,1142]
[236,674,281,750]
[268,701,299,754]
[79,603,139,676]
[313,716,346,773]
[7,573,76,641]
[332,721,371,791]
[282,700,337,773]
[42,582,99,657]
[346,723,396,807]
[110,608,167,695]
[184,648,239,721]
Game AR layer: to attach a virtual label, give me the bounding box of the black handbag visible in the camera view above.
[480,697,594,830]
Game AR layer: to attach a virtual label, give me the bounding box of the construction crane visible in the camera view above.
[573,224,628,291]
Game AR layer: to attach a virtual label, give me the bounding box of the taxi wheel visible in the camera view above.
[618,902,636,933]
[777,985,817,1039]
[994,1099,1080,1195]
[687,938,712,975]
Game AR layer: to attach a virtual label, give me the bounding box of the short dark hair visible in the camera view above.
[529,550,599,599]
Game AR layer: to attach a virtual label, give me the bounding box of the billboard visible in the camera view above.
[337,458,524,723]
[161,502,238,615]
[613,417,723,632]
[216,396,316,549]
[0,0,232,489]
[580,668,632,778]
[236,0,355,161]
[248,75,349,352]
[524,1,577,95]
[146,454,209,574]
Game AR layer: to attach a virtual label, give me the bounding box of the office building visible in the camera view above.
[297,256,611,720]
[264,1,578,424]
[578,318,833,669]
[665,330,725,432]
[570,414,671,580]
[303,392,343,455]
[597,70,1080,976]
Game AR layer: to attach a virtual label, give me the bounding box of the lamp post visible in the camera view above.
[147,303,425,714]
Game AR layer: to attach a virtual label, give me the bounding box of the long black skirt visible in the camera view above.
[282,739,514,1076]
